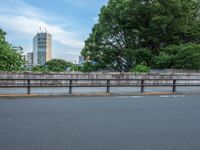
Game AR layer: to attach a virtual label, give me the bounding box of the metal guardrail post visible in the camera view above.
[27,79,31,94]
[69,80,72,94]
[173,79,176,92]
[106,80,110,93]
[141,79,144,93]
[1,78,198,95]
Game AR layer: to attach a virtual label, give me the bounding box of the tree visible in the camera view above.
[81,0,200,71]
[32,65,46,72]
[81,62,97,72]
[45,59,73,72]
[32,59,74,72]
[156,43,200,70]
[0,28,25,71]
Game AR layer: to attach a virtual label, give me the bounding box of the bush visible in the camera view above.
[32,66,46,72]
[81,62,97,72]
[129,63,150,73]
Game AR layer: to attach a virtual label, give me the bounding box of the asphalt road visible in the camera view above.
[0,95,200,150]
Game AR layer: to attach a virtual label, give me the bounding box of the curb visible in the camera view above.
[0,92,196,99]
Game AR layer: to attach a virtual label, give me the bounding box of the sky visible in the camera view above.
[0,0,108,63]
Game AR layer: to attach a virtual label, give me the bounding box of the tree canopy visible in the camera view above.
[81,0,200,71]
[0,28,25,71]
[45,59,73,72]
[32,59,74,72]
[156,43,200,70]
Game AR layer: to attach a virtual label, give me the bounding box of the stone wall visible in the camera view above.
[0,72,200,87]
[1,71,200,78]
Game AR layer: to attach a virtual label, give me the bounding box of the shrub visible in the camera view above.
[130,63,150,73]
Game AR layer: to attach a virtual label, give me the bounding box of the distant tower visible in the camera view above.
[33,28,52,66]
[26,52,33,69]
[78,55,84,64]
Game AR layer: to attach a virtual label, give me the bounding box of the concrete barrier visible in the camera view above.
[0,72,200,87]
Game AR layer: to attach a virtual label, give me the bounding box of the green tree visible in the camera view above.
[32,65,46,72]
[0,28,25,71]
[32,59,74,72]
[81,0,200,71]
[156,43,200,70]
[71,64,82,72]
[45,59,73,72]
[81,62,97,72]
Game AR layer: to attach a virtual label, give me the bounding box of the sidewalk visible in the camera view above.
[0,92,190,98]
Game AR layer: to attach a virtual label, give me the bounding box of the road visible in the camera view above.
[0,95,200,150]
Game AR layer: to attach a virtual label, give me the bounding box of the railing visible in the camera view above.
[0,78,200,94]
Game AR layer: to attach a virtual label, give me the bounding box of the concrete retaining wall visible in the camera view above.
[0,72,200,87]
[1,71,200,79]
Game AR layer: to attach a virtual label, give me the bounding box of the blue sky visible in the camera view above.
[0,0,108,63]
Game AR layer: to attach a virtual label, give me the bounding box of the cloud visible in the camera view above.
[0,0,84,62]
[0,15,84,48]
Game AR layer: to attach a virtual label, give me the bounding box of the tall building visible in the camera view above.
[78,55,84,64]
[33,32,52,66]
[26,52,33,69]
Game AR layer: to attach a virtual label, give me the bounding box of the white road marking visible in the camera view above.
[159,95,186,98]
[158,95,170,98]
[116,96,144,99]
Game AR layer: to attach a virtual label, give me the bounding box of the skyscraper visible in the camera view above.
[33,32,52,66]
[26,52,33,69]
[78,55,84,64]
